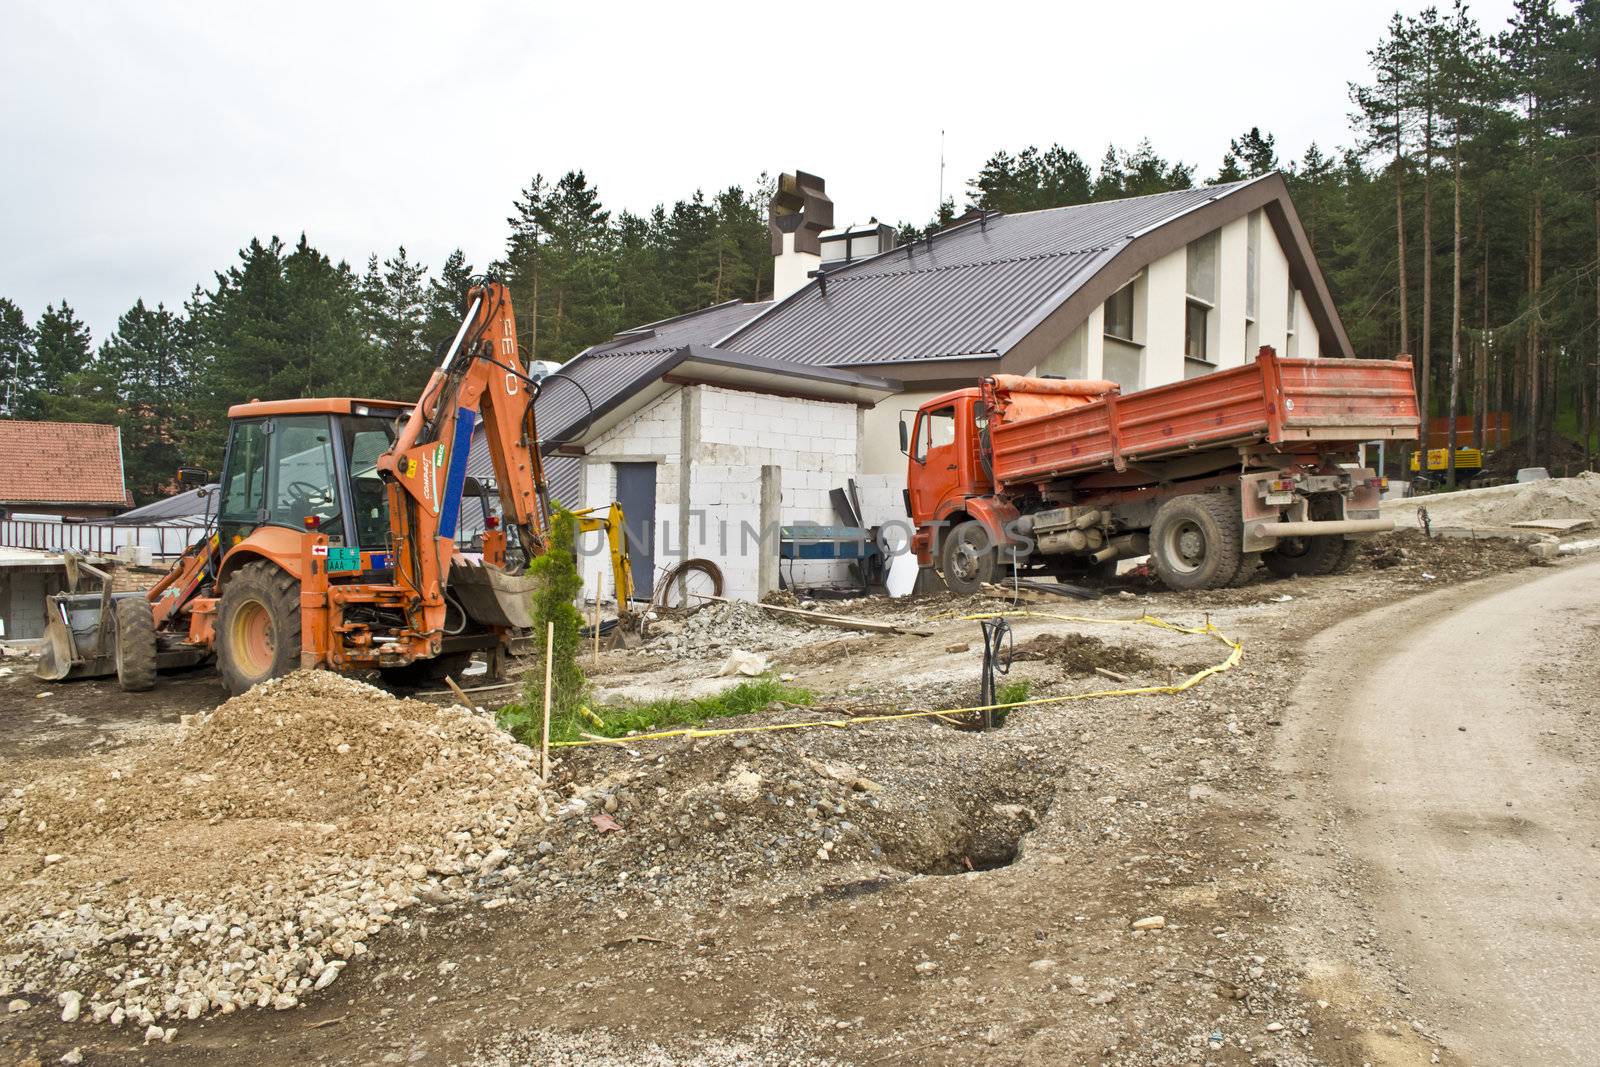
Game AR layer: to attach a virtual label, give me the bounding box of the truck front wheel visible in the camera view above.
[1149,494,1243,591]
[216,561,302,696]
[940,520,998,595]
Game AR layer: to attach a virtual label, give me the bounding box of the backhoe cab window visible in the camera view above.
[220,421,268,520]
[913,406,956,461]
[342,415,397,550]
[270,416,341,533]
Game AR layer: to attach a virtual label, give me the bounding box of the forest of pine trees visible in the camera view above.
[2,1,1597,502]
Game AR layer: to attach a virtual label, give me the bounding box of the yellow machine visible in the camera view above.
[1410,447,1484,476]
[571,502,635,609]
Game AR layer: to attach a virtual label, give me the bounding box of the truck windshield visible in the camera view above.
[914,406,956,461]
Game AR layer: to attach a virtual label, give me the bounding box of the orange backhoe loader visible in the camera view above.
[37,280,592,695]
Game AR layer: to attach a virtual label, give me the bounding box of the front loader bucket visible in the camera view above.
[449,559,538,630]
[34,592,119,682]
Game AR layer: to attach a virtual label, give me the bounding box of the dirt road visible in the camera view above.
[1295,558,1600,1065]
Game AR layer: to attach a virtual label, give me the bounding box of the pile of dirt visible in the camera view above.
[1477,433,1592,480]
[1388,471,1600,531]
[1012,632,1160,677]
[530,718,1054,907]
[0,671,554,1032]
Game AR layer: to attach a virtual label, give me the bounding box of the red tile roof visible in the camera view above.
[0,420,132,508]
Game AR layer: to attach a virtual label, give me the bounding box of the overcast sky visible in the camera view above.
[2,0,1521,342]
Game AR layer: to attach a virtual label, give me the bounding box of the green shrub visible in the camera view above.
[990,678,1032,727]
[499,506,587,745]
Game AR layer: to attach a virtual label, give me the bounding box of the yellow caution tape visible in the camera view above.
[551,611,1242,750]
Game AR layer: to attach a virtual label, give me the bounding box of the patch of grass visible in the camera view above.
[500,676,813,745]
[989,678,1032,727]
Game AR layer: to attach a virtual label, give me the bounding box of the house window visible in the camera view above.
[1286,285,1298,356]
[1104,283,1135,342]
[1185,233,1218,366]
[1185,301,1211,363]
[1186,232,1218,304]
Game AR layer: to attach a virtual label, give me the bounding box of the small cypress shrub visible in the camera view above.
[500,507,587,744]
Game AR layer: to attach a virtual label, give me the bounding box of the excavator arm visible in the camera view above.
[375,280,551,637]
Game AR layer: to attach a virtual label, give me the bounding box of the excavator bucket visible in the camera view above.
[34,591,119,682]
[449,558,538,630]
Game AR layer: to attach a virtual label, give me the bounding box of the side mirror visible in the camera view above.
[176,467,210,488]
[898,418,910,455]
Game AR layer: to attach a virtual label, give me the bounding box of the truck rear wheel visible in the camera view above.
[114,598,157,693]
[940,520,998,595]
[1262,535,1348,578]
[217,561,302,696]
[1149,494,1243,591]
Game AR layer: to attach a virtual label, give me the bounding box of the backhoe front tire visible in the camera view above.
[217,561,301,696]
[940,520,998,595]
[114,598,157,693]
[1149,493,1243,591]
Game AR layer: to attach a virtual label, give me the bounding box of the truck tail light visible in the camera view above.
[1270,479,1295,493]
[304,515,320,529]
[1366,477,1387,490]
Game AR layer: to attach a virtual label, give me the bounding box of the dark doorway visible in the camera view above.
[613,462,657,599]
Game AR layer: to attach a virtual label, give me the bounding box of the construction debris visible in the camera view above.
[0,671,554,1029]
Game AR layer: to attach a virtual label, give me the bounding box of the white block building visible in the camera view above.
[535,171,1355,602]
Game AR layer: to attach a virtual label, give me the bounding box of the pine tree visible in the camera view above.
[423,249,475,359]
[1352,13,1416,358]
[98,299,194,500]
[27,301,94,419]
[1229,127,1279,177]
[0,297,36,417]
[361,245,430,397]
[1500,0,1573,464]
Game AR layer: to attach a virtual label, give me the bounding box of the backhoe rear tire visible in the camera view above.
[1149,493,1243,591]
[114,598,157,693]
[217,561,301,697]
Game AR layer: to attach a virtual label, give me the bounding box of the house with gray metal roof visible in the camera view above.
[532,169,1352,602]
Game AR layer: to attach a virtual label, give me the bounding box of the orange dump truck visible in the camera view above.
[902,347,1419,592]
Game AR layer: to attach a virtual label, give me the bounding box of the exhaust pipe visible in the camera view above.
[1092,532,1149,563]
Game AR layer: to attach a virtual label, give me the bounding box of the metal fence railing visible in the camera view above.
[0,520,207,560]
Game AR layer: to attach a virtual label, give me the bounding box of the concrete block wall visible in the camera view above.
[691,385,860,599]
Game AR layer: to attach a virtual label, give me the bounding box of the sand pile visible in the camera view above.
[1384,472,1600,531]
[0,671,554,1032]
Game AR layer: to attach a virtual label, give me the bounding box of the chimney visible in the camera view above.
[769,170,833,299]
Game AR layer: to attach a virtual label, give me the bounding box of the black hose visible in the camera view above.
[977,617,1013,731]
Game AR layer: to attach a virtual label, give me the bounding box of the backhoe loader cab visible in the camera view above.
[215,400,406,563]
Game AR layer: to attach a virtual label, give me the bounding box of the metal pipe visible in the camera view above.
[1251,518,1394,538]
[439,295,483,371]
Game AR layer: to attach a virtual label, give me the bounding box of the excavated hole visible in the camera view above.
[883,795,1048,876]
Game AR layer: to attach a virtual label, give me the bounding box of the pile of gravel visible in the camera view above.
[645,600,833,660]
[0,671,555,1034]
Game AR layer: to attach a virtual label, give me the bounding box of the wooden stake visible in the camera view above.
[541,620,554,780]
[444,674,473,708]
[592,597,600,668]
